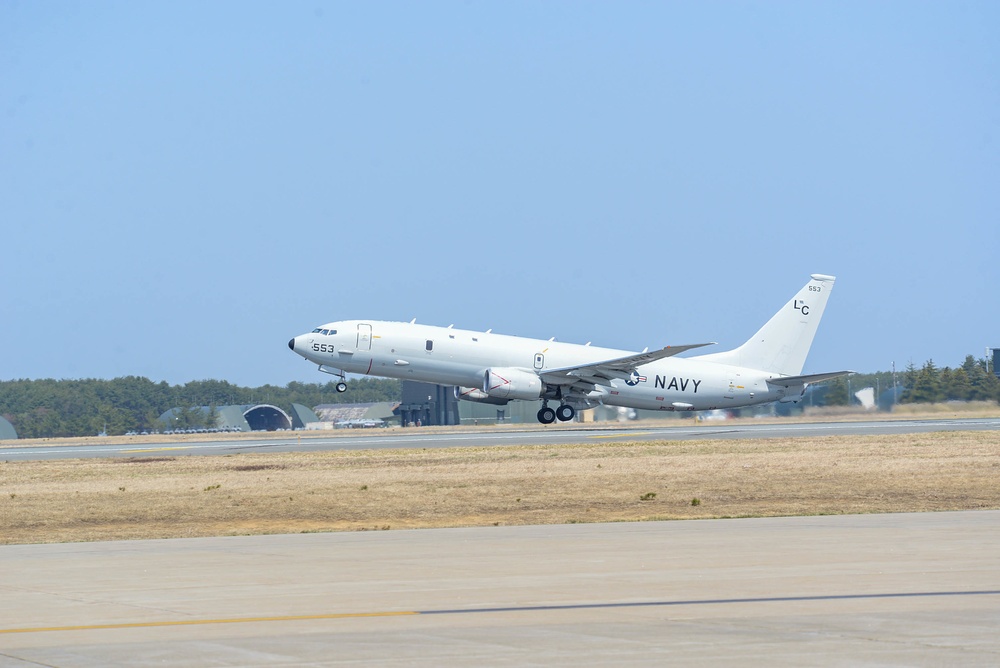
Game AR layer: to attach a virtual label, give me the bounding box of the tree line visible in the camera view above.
[815,355,999,407]
[2,354,996,438]
[0,377,399,439]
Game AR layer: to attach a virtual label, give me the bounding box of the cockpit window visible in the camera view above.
[312,328,337,335]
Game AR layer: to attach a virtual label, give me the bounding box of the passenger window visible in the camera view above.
[426,340,433,351]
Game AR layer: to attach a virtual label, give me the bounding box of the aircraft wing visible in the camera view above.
[539,343,715,387]
[766,370,855,387]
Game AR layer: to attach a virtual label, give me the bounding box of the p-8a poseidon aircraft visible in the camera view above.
[288,274,852,424]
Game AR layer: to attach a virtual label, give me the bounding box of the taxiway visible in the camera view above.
[1,511,998,665]
[3,417,999,461]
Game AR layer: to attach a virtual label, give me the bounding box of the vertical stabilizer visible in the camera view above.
[695,274,837,376]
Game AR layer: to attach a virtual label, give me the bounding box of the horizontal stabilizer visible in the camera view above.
[766,370,854,387]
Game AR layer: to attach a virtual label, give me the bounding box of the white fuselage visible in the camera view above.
[288,320,791,413]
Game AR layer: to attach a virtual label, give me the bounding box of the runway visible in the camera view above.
[3,417,999,461]
[2,511,999,665]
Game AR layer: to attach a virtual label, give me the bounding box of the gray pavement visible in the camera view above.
[3,417,999,461]
[2,511,999,666]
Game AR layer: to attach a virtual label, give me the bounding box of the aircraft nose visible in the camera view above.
[288,337,296,351]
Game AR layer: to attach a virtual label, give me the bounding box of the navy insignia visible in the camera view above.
[625,370,647,386]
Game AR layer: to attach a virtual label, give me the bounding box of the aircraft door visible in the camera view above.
[534,353,544,370]
[357,324,372,350]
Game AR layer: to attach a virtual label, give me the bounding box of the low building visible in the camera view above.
[0,415,17,440]
[398,382,460,426]
[312,402,398,428]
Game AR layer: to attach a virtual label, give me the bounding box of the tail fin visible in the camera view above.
[694,274,837,376]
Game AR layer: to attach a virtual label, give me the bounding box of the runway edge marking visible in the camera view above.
[4,590,999,635]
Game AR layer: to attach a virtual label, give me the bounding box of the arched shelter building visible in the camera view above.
[159,403,318,432]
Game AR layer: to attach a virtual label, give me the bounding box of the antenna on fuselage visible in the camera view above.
[409,318,416,324]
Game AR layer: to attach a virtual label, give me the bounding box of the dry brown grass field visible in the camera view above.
[3,425,999,545]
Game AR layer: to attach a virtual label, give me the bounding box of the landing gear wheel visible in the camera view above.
[537,406,557,424]
[336,382,348,393]
[555,404,575,422]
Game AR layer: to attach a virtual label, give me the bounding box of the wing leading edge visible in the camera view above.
[539,343,716,387]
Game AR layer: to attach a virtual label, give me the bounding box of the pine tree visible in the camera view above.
[909,360,943,403]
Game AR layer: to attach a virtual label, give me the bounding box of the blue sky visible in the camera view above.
[2,1,998,386]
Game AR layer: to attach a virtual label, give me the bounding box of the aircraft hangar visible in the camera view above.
[158,403,318,432]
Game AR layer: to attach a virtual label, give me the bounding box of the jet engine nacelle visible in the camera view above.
[455,386,510,405]
[483,367,543,400]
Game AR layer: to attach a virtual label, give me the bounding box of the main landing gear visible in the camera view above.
[537,402,576,424]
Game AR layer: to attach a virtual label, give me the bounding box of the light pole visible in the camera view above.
[892,361,897,409]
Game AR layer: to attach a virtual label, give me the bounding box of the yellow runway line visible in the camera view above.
[0,610,419,635]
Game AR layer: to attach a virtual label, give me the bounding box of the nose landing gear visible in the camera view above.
[318,365,349,393]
